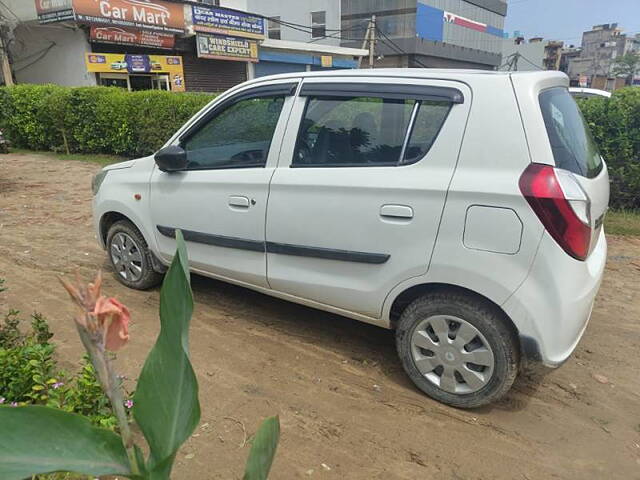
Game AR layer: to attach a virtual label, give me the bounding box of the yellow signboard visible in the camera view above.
[85,53,185,92]
[321,55,333,68]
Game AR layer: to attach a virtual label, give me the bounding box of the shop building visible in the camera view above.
[340,0,508,69]
[1,0,366,92]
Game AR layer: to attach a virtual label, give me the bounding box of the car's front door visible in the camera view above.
[149,81,298,288]
[265,78,471,317]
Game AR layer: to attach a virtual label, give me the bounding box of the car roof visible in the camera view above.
[239,69,568,92]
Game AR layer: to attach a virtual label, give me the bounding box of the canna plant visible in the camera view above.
[0,231,280,480]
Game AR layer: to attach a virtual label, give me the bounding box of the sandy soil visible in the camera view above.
[1,152,639,479]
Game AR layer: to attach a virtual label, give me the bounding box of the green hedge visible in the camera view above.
[578,88,640,209]
[0,83,639,208]
[0,84,213,157]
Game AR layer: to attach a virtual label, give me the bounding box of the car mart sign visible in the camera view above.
[90,25,175,49]
[73,0,185,33]
[189,5,264,39]
[85,52,185,91]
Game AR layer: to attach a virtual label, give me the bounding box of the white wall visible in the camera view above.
[500,39,545,71]
[0,0,39,22]
[12,24,96,86]
[220,0,341,46]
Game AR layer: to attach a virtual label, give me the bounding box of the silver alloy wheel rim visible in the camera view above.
[110,232,144,282]
[411,315,495,395]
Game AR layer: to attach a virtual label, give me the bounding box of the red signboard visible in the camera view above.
[90,26,175,49]
[72,0,185,34]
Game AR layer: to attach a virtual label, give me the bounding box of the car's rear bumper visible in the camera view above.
[503,228,607,367]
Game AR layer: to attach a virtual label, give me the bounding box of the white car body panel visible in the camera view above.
[93,69,609,367]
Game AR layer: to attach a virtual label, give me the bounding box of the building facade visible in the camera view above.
[499,37,564,72]
[341,0,508,69]
[0,0,365,92]
[567,24,640,90]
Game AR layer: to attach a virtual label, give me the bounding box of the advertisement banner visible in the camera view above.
[90,26,175,49]
[35,0,74,23]
[73,0,185,34]
[190,5,265,39]
[196,33,259,62]
[85,52,185,91]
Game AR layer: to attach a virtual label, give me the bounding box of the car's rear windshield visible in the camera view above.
[539,87,603,178]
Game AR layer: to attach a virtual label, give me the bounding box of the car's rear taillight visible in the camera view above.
[519,163,592,261]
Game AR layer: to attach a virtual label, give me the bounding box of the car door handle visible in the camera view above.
[380,204,414,219]
[229,195,250,208]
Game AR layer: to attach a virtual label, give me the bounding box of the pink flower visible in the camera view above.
[124,399,134,409]
[93,297,130,351]
[0,397,5,404]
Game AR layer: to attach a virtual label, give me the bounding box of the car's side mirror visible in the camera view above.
[154,145,188,172]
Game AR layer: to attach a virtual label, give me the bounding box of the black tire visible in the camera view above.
[106,220,163,290]
[396,291,519,409]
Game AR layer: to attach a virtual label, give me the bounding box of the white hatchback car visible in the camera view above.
[93,70,609,408]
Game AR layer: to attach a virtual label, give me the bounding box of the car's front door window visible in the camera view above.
[183,95,285,170]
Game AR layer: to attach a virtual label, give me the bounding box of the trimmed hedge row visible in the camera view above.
[0,84,213,157]
[578,88,640,209]
[0,84,638,208]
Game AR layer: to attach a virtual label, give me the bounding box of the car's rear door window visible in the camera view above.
[539,87,603,178]
[293,93,452,167]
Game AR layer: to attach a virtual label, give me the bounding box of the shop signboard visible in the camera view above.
[90,26,175,49]
[196,33,259,62]
[85,52,185,91]
[190,5,265,39]
[321,55,333,68]
[73,0,185,34]
[35,0,74,24]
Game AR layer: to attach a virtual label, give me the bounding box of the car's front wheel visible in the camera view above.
[106,220,163,290]
[396,291,519,408]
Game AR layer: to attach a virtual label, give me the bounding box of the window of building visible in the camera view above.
[183,96,285,170]
[311,11,326,39]
[197,0,218,5]
[268,16,281,40]
[293,95,451,167]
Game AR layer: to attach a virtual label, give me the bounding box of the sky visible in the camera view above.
[504,0,640,47]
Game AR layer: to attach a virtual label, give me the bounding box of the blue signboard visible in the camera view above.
[416,3,444,42]
[191,5,265,39]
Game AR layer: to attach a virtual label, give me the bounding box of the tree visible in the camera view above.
[612,51,640,85]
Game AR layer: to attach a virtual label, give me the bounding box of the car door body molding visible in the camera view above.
[156,226,390,264]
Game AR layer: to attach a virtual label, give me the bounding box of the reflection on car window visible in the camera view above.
[539,88,603,178]
[184,96,285,170]
[293,96,451,167]
[403,101,452,164]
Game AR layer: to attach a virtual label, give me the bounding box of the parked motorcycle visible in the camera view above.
[0,130,9,153]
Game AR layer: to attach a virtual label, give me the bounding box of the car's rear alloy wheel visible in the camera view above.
[396,291,519,408]
[410,315,494,394]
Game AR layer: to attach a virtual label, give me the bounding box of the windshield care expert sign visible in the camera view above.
[196,33,259,62]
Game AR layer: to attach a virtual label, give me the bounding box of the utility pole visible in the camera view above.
[357,14,376,69]
[369,14,376,68]
[0,23,13,86]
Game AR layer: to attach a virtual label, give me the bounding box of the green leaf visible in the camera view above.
[133,230,200,476]
[243,416,280,480]
[0,405,131,479]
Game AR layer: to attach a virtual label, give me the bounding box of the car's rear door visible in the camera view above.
[265,77,471,317]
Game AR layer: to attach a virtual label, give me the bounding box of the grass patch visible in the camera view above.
[8,148,127,167]
[605,209,640,236]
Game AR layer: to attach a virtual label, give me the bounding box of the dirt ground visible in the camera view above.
[1,152,639,480]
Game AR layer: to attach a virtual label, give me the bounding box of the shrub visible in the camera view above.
[0,84,213,157]
[0,288,122,430]
[578,88,640,209]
